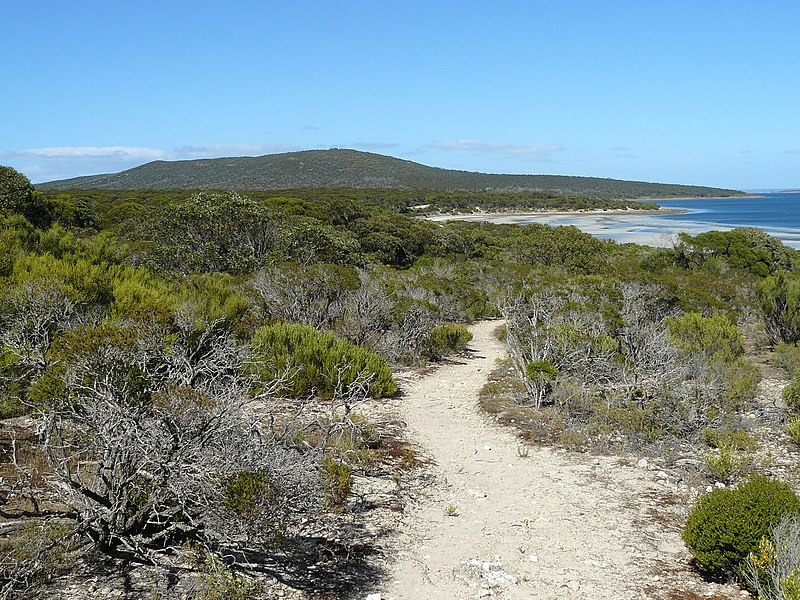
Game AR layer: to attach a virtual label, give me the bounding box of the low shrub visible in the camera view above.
[223,470,276,516]
[251,322,396,399]
[703,427,758,452]
[0,518,78,593]
[321,457,353,512]
[682,476,800,581]
[772,342,800,378]
[787,417,800,444]
[0,395,26,419]
[784,374,800,415]
[428,323,473,358]
[704,444,752,484]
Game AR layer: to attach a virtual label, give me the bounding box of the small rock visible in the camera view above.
[637,458,649,469]
[715,482,726,489]
[366,595,382,600]
[528,555,539,563]
[453,558,518,589]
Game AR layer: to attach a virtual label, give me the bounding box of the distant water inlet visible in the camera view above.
[430,192,800,249]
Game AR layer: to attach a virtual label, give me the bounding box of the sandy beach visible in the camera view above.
[426,207,800,248]
[426,208,698,247]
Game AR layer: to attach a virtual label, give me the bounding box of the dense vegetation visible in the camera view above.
[38,149,745,199]
[0,165,796,597]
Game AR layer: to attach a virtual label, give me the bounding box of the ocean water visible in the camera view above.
[655,192,800,249]
[431,191,800,248]
[524,191,800,248]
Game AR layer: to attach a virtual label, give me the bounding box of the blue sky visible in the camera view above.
[2,1,799,189]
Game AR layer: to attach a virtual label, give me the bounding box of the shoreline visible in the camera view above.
[425,206,688,222]
[424,205,800,251]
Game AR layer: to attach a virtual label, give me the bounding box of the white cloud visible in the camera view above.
[428,140,564,160]
[20,146,169,160]
[0,146,170,182]
[0,144,301,183]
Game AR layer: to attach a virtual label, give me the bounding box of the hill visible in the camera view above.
[38,148,744,199]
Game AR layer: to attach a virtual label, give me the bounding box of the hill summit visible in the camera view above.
[38,149,743,198]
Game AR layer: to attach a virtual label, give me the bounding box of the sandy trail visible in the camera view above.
[380,320,731,600]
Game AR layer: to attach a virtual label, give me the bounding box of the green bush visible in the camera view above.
[772,342,800,378]
[223,470,276,516]
[704,444,752,484]
[428,323,473,358]
[682,476,800,580]
[787,417,800,444]
[784,375,800,415]
[251,322,396,399]
[321,457,353,512]
[703,427,758,452]
[666,312,745,363]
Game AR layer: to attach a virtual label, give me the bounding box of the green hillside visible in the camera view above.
[38,149,744,199]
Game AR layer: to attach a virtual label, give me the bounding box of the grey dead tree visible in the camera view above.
[250,264,355,329]
[340,270,392,349]
[21,318,328,570]
[615,283,683,404]
[501,289,565,409]
[379,302,437,365]
[0,283,80,388]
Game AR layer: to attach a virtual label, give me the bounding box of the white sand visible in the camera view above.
[427,211,706,247]
[428,210,800,249]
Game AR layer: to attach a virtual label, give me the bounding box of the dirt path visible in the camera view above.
[379,320,741,600]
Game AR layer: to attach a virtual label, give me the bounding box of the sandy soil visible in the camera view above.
[378,320,743,600]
